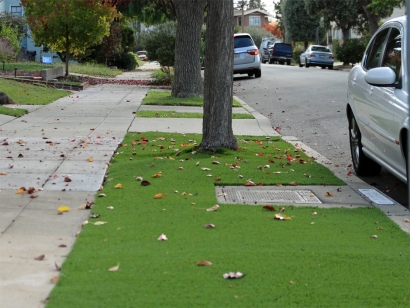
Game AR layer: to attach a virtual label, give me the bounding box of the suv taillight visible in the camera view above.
[247,49,259,55]
[271,49,274,54]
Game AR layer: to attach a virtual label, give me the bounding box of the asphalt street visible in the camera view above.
[233,63,409,208]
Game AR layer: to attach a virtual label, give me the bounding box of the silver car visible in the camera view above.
[299,45,334,69]
[346,16,407,183]
[234,33,261,78]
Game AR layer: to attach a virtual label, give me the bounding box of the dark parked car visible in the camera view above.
[263,42,293,65]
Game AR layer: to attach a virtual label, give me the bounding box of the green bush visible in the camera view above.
[140,21,176,68]
[335,38,365,65]
[149,68,174,85]
[293,48,304,62]
[110,52,138,71]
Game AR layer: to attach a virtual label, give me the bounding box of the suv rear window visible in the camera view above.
[234,36,253,48]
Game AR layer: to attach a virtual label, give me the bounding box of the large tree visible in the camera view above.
[304,0,367,43]
[21,0,117,75]
[282,0,320,49]
[172,0,206,98]
[199,0,237,152]
[357,0,399,36]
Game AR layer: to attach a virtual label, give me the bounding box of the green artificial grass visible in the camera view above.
[143,91,242,107]
[47,133,410,308]
[0,79,70,106]
[0,106,28,117]
[136,110,254,119]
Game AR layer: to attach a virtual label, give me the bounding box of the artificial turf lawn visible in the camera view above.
[0,79,70,105]
[136,110,254,119]
[142,91,242,107]
[47,133,410,307]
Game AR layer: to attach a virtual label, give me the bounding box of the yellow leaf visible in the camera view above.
[152,173,162,178]
[114,183,123,189]
[87,157,93,162]
[58,205,70,212]
[94,221,107,225]
[154,193,163,199]
[16,188,26,194]
[169,157,175,160]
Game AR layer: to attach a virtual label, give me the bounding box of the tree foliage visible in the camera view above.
[0,12,25,40]
[235,0,266,10]
[119,0,175,24]
[0,24,20,61]
[335,38,365,65]
[263,22,282,39]
[304,0,367,44]
[21,0,117,75]
[237,26,273,47]
[357,0,397,35]
[282,0,320,47]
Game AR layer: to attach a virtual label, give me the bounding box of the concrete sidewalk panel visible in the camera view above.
[24,191,95,211]
[0,173,51,189]
[0,160,61,174]
[0,114,15,125]
[42,174,104,191]
[0,190,32,209]
[55,160,108,175]
[0,208,24,232]
[65,150,114,161]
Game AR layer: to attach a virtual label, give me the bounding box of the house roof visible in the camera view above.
[234,9,274,18]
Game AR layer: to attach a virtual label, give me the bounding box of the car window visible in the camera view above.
[382,28,401,83]
[234,37,253,48]
[275,44,283,50]
[312,46,330,52]
[364,28,389,70]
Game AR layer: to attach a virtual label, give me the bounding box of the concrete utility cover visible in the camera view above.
[217,187,322,204]
[358,189,395,205]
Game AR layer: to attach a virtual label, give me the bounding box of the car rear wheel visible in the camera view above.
[287,61,291,65]
[254,69,261,78]
[299,61,303,67]
[305,59,309,68]
[328,65,333,70]
[279,61,284,65]
[349,113,382,176]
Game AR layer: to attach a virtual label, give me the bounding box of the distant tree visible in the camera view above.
[304,0,367,44]
[282,0,320,49]
[0,12,25,40]
[241,26,273,47]
[21,0,117,75]
[274,0,286,41]
[235,0,266,10]
[199,0,237,152]
[357,0,400,35]
[0,24,20,61]
[263,22,282,38]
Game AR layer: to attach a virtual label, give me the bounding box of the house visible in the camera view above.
[0,0,57,63]
[233,9,274,28]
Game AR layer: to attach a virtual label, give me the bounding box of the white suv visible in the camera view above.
[234,33,261,78]
[346,16,407,182]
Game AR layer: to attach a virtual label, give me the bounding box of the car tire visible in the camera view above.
[305,59,310,68]
[321,66,325,69]
[349,112,382,176]
[279,61,284,65]
[254,69,261,78]
[299,61,303,67]
[328,65,333,70]
[287,61,291,65]
[269,59,273,64]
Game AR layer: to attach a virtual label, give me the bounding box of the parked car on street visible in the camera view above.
[136,51,148,61]
[264,42,293,65]
[259,38,275,63]
[346,16,407,183]
[299,45,334,69]
[234,33,261,78]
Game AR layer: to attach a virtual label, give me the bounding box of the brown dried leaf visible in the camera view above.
[325,192,333,197]
[55,262,61,271]
[34,254,46,261]
[51,276,59,284]
[197,260,213,266]
[0,172,7,175]
[263,205,276,211]
[245,180,256,186]
[204,224,215,228]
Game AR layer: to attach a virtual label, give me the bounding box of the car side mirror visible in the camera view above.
[364,67,397,87]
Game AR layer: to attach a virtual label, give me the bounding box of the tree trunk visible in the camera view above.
[65,29,70,76]
[358,0,380,36]
[199,0,237,152]
[172,0,206,98]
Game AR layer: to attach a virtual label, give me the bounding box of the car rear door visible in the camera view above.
[234,36,256,65]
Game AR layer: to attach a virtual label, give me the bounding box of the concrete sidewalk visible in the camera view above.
[1,69,409,307]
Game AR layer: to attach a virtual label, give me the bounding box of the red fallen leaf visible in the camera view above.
[286,155,293,161]
[64,176,72,182]
[258,152,264,156]
[18,154,24,158]
[214,177,221,182]
[347,171,353,176]
[34,254,46,261]
[263,205,276,211]
[269,159,275,163]
[141,180,151,186]
[58,244,67,248]
[257,183,264,186]
[245,180,256,186]
[27,187,36,194]
[299,159,305,164]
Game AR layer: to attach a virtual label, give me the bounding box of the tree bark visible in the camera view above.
[172,0,206,98]
[65,29,70,76]
[199,0,237,152]
[358,0,380,36]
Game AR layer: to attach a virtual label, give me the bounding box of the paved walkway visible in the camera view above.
[0,64,409,307]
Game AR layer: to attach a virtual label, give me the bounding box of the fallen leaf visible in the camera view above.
[312,211,318,215]
[141,180,151,186]
[114,183,123,189]
[108,263,120,272]
[204,224,215,228]
[274,214,292,220]
[152,173,162,178]
[158,233,168,241]
[55,262,61,271]
[280,207,285,212]
[58,205,70,213]
[34,254,46,261]
[370,235,378,239]
[201,167,211,171]
[290,280,296,285]
[16,187,26,194]
[404,219,409,223]
[263,205,276,211]
[94,221,107,225]
[98,193,106,197]
[212,161,221,165]
[51,276,59,284]
[223,272,245,279]
[245,180,256,186]
[107,206,114,210]
[207,205,220,212]
[325,192,333,197]
[90,213,100,218]
[289,181,298,186]
[0,172,7,175]
[197,260,213,266]
[135,176,143,181]
[214,177,221,182]
[64,176,72,182]
[58,244,67,248]
[87,157,93,162]
[154,193,163,199]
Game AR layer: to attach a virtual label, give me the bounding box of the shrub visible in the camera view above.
[0,38,15,62]
[0,23,20,61]
[241,26,274,48]
[293,48,304,62]
[110,52,138,71]
[140,21,176,68]
[335,38,365,65]
[149,68,174,85]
